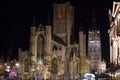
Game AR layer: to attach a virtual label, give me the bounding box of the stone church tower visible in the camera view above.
[53,2,74,45]
[88,13,106,74]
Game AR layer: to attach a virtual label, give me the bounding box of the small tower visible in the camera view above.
[30,16,36,63]
[45,12,52,56]
[88,12,102,73]
[0,55,4,68]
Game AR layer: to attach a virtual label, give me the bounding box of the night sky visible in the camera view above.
[0,0,113,62]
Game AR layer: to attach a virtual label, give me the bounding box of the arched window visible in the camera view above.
[57,6,66,19]
[51,58,58,74]
[36,34,44,64]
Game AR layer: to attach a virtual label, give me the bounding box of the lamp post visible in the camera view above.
[15,62,20,79]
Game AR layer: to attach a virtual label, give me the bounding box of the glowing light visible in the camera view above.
[4,63,7,66]
[117,14,120,19]
[5,66,10,72]
[110,73,116,78]
[5,68,10,72]
[31,68,35,72]
[15,62,20,67]
[112,36,119,41]
[89,41,95,43]
[38,59,43,65]
[97,31,100,33]
[9,71,17,77]
[82,73,95,78]
[0,65,2,67]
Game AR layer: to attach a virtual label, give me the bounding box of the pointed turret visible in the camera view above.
[46,12,51,26]
[91,12,97,31]
[79,23,84,31]
[30,15,36,36]
[45,12,52,56]
[32,16,36,26]
[7,46,12,59]
[71,23,75,44]
[0,55,4,63]
[30,16,36,60]
[6,55,10,62]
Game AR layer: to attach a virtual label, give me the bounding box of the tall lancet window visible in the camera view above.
[37,34,44,64]
[57,6,66,19]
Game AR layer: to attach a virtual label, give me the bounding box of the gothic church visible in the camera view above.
[18,1,106,80]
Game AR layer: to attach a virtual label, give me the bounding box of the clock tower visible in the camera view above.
[88,13,102,73]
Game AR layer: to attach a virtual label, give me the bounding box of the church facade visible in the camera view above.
[108,1,120,65]
[18,1,106,80]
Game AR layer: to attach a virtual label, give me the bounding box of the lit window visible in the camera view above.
[37,34,44,64]
[57,7,66,19]
[56,23,66,33]
[57,7,62,19]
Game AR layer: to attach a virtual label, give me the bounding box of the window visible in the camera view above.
[56,23,66,33]
[37,34,44,64]
[60,23,66,33]
[57,7,61,19]
[57,7,66,19]
[61,7,66,18]
[52,58,58,74]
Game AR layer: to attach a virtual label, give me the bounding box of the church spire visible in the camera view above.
[91,12,97,31]
[46,12,51,25]
[0,54,4,63]
[71,22,77,44]
[79,23,83,31]
[32,15,36,26]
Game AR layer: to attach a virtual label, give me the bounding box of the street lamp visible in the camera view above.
[15,62,20,79]
[110,72,116,80]
[15,62,20,68]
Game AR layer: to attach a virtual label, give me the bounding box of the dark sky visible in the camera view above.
[0,0,113,62]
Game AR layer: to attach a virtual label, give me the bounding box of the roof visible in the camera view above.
[106,65,120,72]
[96,74,111,78]
[52,34,66,46]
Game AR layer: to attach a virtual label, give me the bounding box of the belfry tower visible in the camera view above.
[88,13,102,73]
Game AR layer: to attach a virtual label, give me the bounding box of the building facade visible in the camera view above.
[108,1,120,65]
